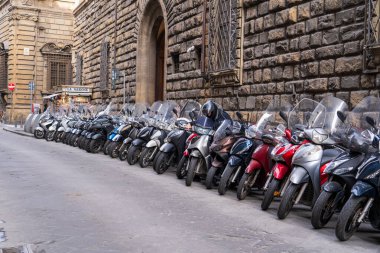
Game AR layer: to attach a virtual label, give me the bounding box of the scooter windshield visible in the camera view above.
[160,101,179,124]
[254,100,291,137]
[288,98,320,131]
[347,96,380,131]
[193,116,214,135]
[179,100,201,119]
[312,96,348,134]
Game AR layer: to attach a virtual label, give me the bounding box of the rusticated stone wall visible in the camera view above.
[74,0,379,120]
[242,0,378,120]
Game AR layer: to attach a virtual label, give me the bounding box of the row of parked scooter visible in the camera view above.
[33,96,380,242]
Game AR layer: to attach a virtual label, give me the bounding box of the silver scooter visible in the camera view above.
[277,96,348,219]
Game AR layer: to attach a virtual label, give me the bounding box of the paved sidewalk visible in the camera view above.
[2,125,34,138]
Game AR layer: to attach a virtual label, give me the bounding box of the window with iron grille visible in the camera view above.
[100,40,109,90]
[208,0,238,72]
[0,48,7,90]
[47,55,72,89]
[76,54,83,86]
[364,0,380,72]
[40,43,73,90]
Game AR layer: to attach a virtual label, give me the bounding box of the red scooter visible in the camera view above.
[176,132,198,179]
[236,102,291,200]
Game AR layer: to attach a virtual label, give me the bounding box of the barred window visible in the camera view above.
[100,40,109,90]
[0,46,7,90]
[40,43,73,90]
[47,55,72,89]
[208,0,238,72]
[76,54,83,86]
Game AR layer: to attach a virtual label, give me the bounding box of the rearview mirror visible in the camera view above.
[173,108,178,116]
[366,116,377,129]
[337,111,347,123]
[236,111,243,120]
[189,111,195,121]
[279,111,288,123]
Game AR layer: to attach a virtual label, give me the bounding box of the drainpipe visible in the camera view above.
[112,0,118,91]
[201,0,207,80]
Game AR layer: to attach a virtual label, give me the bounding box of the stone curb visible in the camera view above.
[2,127,34,138]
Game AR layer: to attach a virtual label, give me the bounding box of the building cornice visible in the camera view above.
[73,0,93,16]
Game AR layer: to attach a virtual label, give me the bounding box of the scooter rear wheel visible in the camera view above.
[154,152,171,174]
[109,142,122,158]
[34,129,44,139]
[139,147,155,168]
[118,144,130,161]
[205,166,218,190]
[127,145,142,165]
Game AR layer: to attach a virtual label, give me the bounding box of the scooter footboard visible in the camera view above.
[289,166,310,184]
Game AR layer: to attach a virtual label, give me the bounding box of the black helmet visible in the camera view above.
[201,101,218,120]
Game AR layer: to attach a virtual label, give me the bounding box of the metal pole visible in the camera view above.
[123,70,126,104]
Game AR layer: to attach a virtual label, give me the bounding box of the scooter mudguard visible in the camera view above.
[48,125,56,131]
[58,127,64,132]
[323,181,343,193]
[124,137,133,144]
[245,159,262,174]
[160,143,176,153]
[290,166,310,184]
[35,126,44,132]
[132,138,146,147]
[146,139,160,148]
[352,181,377,198]
[92,133,105,140]
[112,134,123,142]
[190,150,202,158]
[228,156,242,167]
[273,163,290,180]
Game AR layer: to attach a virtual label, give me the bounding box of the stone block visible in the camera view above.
[264,14,275,30]
[299,35,310,49]
[310,0,324,17]
[318,14,335,30]
[335,56,362,74]
[268,28,286,41]
[275,40,289,53]
[254,69,263,83]
[361,75,375,88]
[344,41,361,55]
[289,7,298,23]
[316,44,344,59]
[350,90,369,108]
[283,66,294,80]
[304,78,328,91]
[290,38,299,51]
[325,0,342,11]
[341,24,364,42]
[301,49,315,61]
[272,66,283,80]
[301,61,319,77]
[258,2,269,16]
[287,22,305,37]
[306,18,318,33]
[341,75,360,89]
[320,59,335,75]
[269,0,286,11]
[276,9,289,26]
[255,17,264,32]
[322,29,339,45]
[298,3,311,21]
[310,31,322,47]
[328,77,340,90]
[336,8,356,26]
[263,68,272,82]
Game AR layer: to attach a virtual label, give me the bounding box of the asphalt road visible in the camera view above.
[0,129,378,253]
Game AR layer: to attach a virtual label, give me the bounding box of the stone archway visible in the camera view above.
[136,0,167,104]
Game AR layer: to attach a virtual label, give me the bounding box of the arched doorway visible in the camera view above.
[136,0,167,104]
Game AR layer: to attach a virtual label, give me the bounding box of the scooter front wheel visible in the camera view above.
[89,139,104,153]
[218,164,236,195]
[34,129,44,139]
[261,178,281,211]
[176,156,188,179]
[311,190,337,229]
[118,143,130,161]
[127,145,142,165]
[139,147,155,168]
[154,152,171,174]
[335,196,367,241]
[109,142,122,159]
[186,157,199,187]
[277,183,301,220]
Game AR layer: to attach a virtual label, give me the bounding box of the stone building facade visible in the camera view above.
[74,0,379,120]
[0,0,75,121]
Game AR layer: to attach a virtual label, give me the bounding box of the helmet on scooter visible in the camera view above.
[201,101,218,120]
